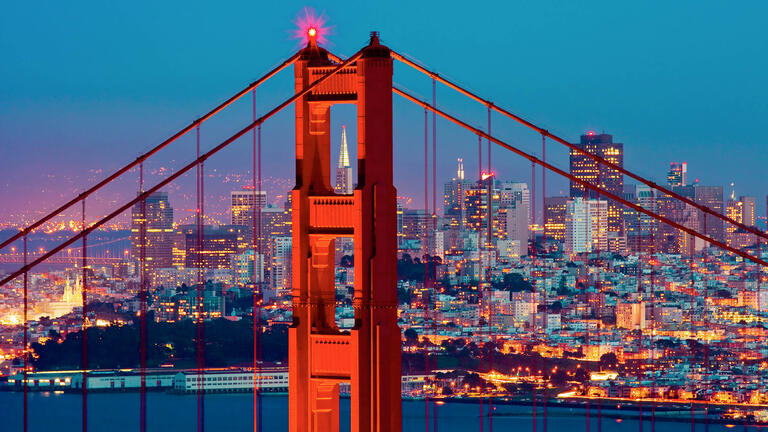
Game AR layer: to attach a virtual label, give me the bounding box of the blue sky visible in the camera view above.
[1,1,767,225]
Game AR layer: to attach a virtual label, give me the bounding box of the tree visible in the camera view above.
[462,372,486,390]
[494,273,534,292]
[404,328,419,345]
[599,353,618,369]
[550,369,568,386]
[574,368,590,383]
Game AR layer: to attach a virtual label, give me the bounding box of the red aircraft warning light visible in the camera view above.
[293,7,330,45]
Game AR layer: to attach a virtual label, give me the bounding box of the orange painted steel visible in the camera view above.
[289,33,402,432]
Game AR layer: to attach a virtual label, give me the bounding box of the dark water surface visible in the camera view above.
[0,392,753,431]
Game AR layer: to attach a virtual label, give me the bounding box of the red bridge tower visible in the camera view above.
[288,32,402,432]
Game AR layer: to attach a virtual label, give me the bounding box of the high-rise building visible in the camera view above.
[334,125,353,195]
[178,225,242,269]
[230,188,267,227]
[272,236,292,297]
[544,197,569,241]
[444,158,469,228]
[694,185,724,242]
[505,199,529,257]
[565,198,607,254]
[131,191,175,275]
[740,195,756,227]
[565,198,590,254]
[463,177,504,240]
[637,185,658,250]
[588,199,608,252]
[725,200,743,234]
[667,162,687,187]
[400,209,429,241]
[569,132,624,233]
[616,301,646,330]
[498,182,530,229]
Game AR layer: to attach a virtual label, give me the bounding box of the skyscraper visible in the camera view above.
[463,176,503,239]
[544,196,569,241]
[667,162,687,187]
[444,158,469,228]
[272,236,292,297]
[231,188,267,227]
[131,191,175,275]
[334,125,353,195]
[740,195,756,227]
[725,200,743,234]
[178,224,241,269]
[505,201,529,257]
[565,198,607,254]
[694,185,724,242]
[569,132,624,234]
[498,182,530,221]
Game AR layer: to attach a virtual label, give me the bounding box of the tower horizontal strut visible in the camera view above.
[393,86,768,269]
[0,51,303,252]
[390,50,768,244]
[0,49,364,288]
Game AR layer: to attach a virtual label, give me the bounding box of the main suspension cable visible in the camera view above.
[139,162,148,432]
[0,49,364,288]
[81,199,88,432]
[389,50,768,246]
[0,52,303,253]
[391,86,768,269]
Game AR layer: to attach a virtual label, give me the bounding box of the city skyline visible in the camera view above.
[2,2,768,226]
[3,3,768,432]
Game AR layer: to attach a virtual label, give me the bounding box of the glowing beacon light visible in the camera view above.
[307,27,317,38]
[481,171,496,181]
[587,131,595,136]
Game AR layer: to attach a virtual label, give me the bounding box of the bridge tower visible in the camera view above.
[288,32,402,432]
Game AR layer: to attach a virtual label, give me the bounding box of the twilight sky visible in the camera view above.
[1,1,767,228]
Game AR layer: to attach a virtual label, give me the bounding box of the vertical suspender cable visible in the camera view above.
[477,133,484,432]
[690,239,696,432]
[257,122,263,431]
[485,103,493,432]
[531,161,536,255]
[23,235,28,432]
[541,135,546,240]
[533,371,537,432]
[432,79,438,227]
[636,220,642,432]
[703,216,709,432]
[540,132,547,432]
[651,260,656,432]
[252,88,263,432]
[196,124,205,432]
[252,88,258,432]
[431,78,439,432]
[82,199,88,432]
[139,162,148,432]
[487,106,491,183]
[532,155,540,431]
[423,107,430,432]
[755,260,764,418]
[486,165,493,432]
